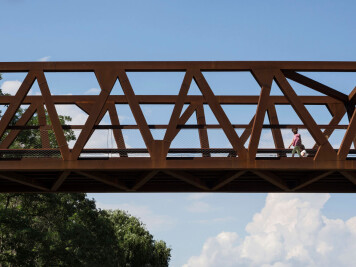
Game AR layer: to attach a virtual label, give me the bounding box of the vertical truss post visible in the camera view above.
[108,103,127,157]
[196,104,210,157]
[267,105,285,156]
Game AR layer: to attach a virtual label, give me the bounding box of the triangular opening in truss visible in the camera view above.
[296,72,356,96]
[45,72,102,95]
[8,107,41,149]
[187,78,202,95]
[115,104,136,125]
[111,78,125,95]
[126,72,186,95]
[286,77,325,96]
[54,104,88,149]
[83,110,129,158]
[273,103,319,153]
[222,104,257,124]
[202,71,261,95]
[270,80,284,96]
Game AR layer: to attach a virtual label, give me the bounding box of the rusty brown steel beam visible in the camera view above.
[0,172,49,191]
[196,104,210,157]
[51,171,71,191]
[0,61,355,72]
[248,69,274,158]
[274,71,337,161]
[283,70,349,103]
[193,70,247,159]
[0,157,355,171]
[339,171,356,185]
[75,171,128,191]
[251,171,291,191]
[0,95,343,105]
[162,170,210,191]
[212,170,247,190]
[292,171,334,191]
[130,170,159,191]
[0,103,37,149]
[36,71,71,160]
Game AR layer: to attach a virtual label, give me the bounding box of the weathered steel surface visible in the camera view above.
[0,61,355,193]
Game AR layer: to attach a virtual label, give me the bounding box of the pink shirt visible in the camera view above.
[292,133,301,146]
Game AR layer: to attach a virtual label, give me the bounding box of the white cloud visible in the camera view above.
[0,80,39,95]
[38,56,51,62]
[183,193,356,267]
[96,202,175,232]
[1,80,22,95]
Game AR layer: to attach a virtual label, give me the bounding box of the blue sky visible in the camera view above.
[1,0,356,266]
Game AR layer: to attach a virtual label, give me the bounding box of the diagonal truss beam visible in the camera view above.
[0,172,49,191]
[162,170,210,191]
[338,108,356,160]
[71,69,118,159]
[36,71,71,160]
[117,69,154,155]
[313,103,346,149]
[292,171,334,191]
[0,103,37,148]
[0,71,36,140]
[283,70,348,103]
[193,70,247,159]
[248,69,274,158]
[275,70,336,161]
[76,171,128,191]
[339,171,356,185]
[130,170,159,191]
[212,170,247,190]
[51,171,71,191]
[267,105,285,156]
[107,103,127,157]
[163,71,193,155]
[252,170,290,191]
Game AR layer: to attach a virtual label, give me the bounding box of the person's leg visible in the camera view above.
[295,146,301,157]
[292,146,297,157]
[292,146,301,157]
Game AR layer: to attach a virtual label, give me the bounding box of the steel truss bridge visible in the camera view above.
[0,61,355,193]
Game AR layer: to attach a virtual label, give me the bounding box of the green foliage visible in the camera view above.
[0,194,171,267]
[109,210,171,267]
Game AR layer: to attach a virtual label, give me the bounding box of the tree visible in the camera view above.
[0,74,171,266]
[0,194,171,267]
[109,210,171,267]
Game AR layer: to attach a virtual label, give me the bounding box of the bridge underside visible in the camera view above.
[0,61,355,193]
[1,157,356,193]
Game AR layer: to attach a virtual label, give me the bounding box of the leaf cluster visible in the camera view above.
[0,193,171,267]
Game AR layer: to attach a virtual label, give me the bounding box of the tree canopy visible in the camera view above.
[0,193,171,267]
